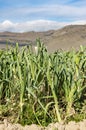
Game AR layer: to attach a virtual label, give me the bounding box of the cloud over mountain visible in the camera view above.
[0,20,86,32]
[0,20,67,32]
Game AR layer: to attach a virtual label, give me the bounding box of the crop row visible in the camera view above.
[0,40,86,126]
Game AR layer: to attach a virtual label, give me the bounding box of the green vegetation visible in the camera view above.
[0,40,86,126]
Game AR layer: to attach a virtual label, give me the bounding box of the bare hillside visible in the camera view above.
[0,25,86,52]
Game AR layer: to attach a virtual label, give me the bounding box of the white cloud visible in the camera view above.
[1,3,86,22]
[0,20,67,32]
[0,20,86,32]
[0,19,86,32]
[71,20,86,25]
[9,4,86,18]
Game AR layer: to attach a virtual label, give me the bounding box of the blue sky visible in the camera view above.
[0,0,86,32]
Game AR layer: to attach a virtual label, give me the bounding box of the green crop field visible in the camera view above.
[0,40,86,126]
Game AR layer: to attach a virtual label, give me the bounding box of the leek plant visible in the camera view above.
[0,40,86,126]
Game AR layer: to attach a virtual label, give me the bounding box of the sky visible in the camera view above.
[0,0,86,32]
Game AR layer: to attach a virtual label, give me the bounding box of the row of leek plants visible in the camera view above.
[0,40,86,126]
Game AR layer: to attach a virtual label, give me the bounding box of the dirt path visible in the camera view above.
[0,119,86,130]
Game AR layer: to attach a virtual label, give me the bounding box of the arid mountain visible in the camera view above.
[0,25,86,52]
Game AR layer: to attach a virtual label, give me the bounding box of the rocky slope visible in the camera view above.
[0,25,86,52]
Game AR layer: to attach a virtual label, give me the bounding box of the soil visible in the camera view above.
[0,119,86,130]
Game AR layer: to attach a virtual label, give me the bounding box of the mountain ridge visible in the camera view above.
[0,24,86,52]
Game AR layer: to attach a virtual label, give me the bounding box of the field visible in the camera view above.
[0,40,86,129]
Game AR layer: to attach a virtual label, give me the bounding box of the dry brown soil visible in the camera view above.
[0,119,86,130]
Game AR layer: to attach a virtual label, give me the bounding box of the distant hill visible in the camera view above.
[0,24,86,52]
